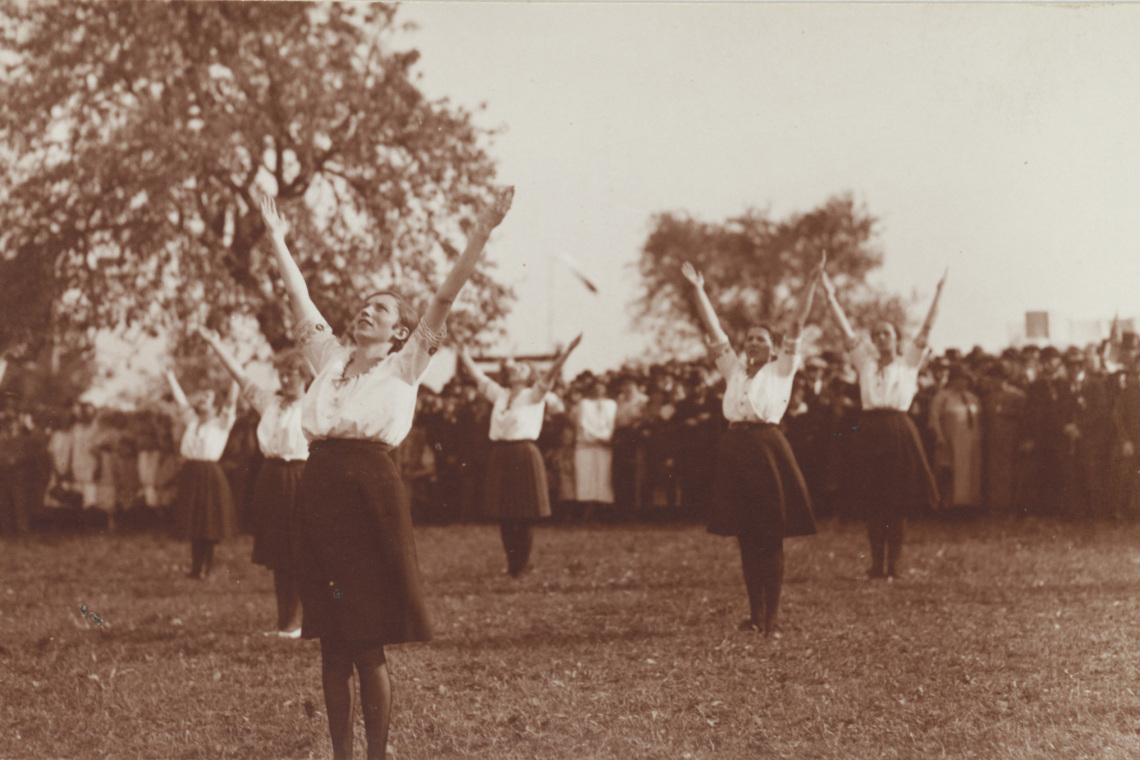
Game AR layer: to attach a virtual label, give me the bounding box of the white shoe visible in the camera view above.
[278,628,302,639]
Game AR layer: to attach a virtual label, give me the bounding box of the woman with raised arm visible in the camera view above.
[165,370,240,579]
[199,327,312,638]
[458,334,581,577]
[259,186,512,760]
[820,267,945,579]
[681,259,820,638]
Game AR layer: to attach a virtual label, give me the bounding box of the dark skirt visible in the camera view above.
[175,460,239,541]
[294,439,431,644]
[846,409,939,520]
[249,458,306,570]
[708,422,817,539]
[483,440,552,520]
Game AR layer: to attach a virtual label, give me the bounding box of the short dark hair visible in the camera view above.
[362,291,420,352]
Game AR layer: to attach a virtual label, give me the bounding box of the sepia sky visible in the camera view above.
[397,2,1140,375]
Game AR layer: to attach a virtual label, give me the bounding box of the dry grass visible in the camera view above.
[3,516,1140,759]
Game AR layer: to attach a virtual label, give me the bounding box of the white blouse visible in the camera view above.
[179,413,236,462]
[244,386,309,461]
[575,398,618,445]
[850,337,928,411]
[714,338,800,424]
[297,311,444,447]
[478,379,556,442]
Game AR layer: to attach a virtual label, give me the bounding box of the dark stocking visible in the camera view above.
[353,644,392,760]
[885,518,904,577]
[320,638,357,760]
[737,534,785,635]
[500,520,534,577]
[200,540,216,577]
[188,539,209,579]
[273,568,302,632]
[867,516,904,577]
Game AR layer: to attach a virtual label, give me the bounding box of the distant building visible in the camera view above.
[1007,311,1134,348]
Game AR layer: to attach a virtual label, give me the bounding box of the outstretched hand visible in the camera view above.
[820,270,836,298]
[258,193,289,238]
[196,326,220,344]
[477,186,515,231]
[680,262,704,289]
[564,332,583,355]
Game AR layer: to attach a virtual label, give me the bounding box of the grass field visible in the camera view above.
[3,516,1140,759]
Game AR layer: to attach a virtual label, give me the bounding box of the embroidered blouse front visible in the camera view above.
[713,337,801,424]
[244,386,309,461]
[850,338,928,411]
[297,311,444,447]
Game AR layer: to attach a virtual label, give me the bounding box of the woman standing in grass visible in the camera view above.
[819,266,945,578]
[457,336,581,577]
[680,258,820,638]
[259,186,512,760]
[199,327,312,638]
[164,371,240,579]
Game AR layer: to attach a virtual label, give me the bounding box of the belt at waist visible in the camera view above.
[308,438,393,455]
[861,408,910,417]
[727,420,777,430]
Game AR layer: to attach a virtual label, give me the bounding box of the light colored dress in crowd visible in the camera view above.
[137,449,179,508]
[69,421,102,509]
[930,387,984,508]
[573,397,618,503]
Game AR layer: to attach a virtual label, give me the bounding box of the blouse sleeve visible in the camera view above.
[902,339,929,369]
[774,336,802,377]
[295,308,341,375]
[393,319,448,385]
[242,383,275,416]
[849,338,875,374]
[711,339,744,382]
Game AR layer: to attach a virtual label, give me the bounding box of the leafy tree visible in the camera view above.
[0,1,511,364]
[634,193,912,354]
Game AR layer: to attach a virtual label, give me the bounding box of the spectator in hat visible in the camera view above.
[978,352,1027,512]
[930,364,983,512]
[1019,346,1075,517]
[1064,345,1111,520]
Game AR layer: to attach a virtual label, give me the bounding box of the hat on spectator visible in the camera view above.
[1000,348,1021,362]
[1062,346,1085,365]
[1040,346,1062,361]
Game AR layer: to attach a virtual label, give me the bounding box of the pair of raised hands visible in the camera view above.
[256,187,516,240]
[681,253,830,290]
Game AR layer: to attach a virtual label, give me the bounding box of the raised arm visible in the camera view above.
[457,346,498,398]
[914,267,948,350]
[786,254,824,342]
[164,371,190,409]
[820,270,858,348]
[258,194,320,326]
[534,333,583,396]
[421,187,514,335]
[198,327,253,392]
[680,262,730,347]
[220,381,240,423]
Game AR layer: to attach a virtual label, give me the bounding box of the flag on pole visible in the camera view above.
[556,252,599,294]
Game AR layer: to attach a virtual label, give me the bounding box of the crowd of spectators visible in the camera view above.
[4,335,1140,536]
